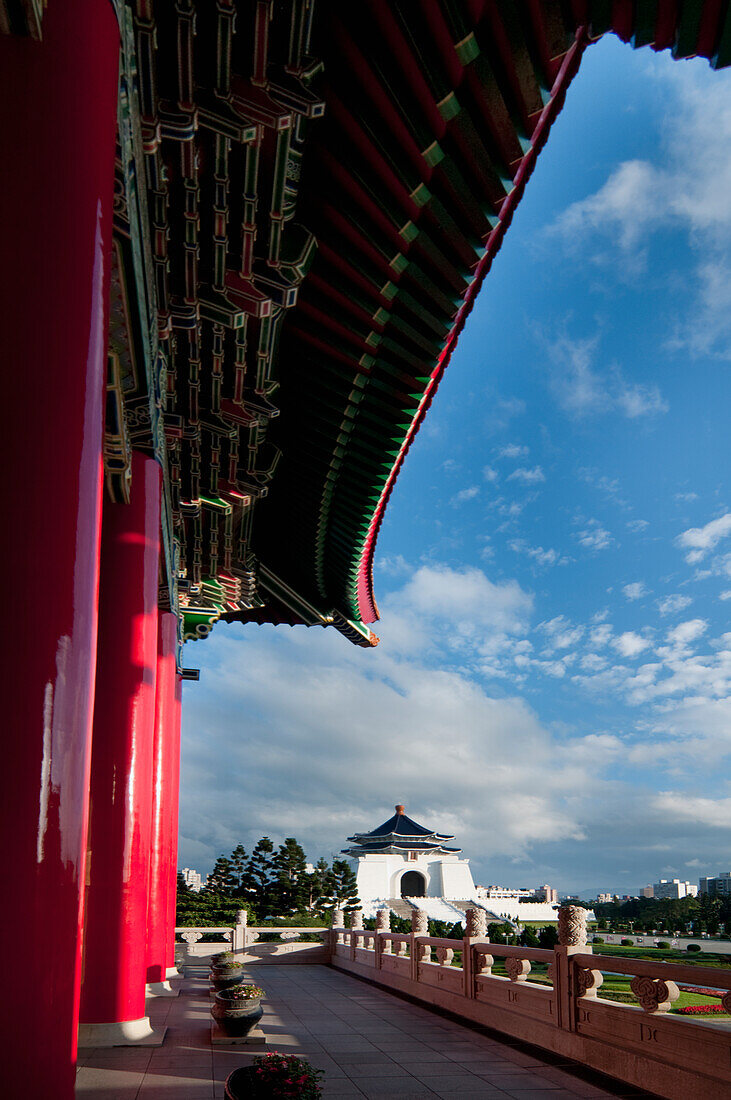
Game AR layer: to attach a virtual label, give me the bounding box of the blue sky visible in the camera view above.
[180,37,731,899]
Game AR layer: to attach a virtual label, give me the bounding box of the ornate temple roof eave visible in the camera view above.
[351,27,590,627]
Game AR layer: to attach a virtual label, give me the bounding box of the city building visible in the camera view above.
[641,886,655,898]
[700,872,731,897]
[596,893,616,904]
[653,879,698,900]
[180,868,205,893]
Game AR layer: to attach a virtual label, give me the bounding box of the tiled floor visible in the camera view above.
[75,964,658,1099]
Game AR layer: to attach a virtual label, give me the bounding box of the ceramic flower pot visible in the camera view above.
[211,988,264,1037]
[210,963,245,990]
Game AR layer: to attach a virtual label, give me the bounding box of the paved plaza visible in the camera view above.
[75,964,658,1099]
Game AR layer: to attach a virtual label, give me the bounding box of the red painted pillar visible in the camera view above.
[167,672,184,973]
[79,453,164,1045]
[0,4,119,1096]
[147,611,182,992]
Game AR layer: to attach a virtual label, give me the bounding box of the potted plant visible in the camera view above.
[224,1053,323,1098]
[211,983,265,1038]
[210,956,245,990]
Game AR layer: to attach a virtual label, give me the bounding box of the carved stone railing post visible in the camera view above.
[558,906,587,947]
[376,908,391,964]
[436,947,454,967]
[463,907,488,998]
[233,909,247,954]
[411,909,428,981]
[348,908,362,960]
[555,905,592,1033]
[331,908,344,950]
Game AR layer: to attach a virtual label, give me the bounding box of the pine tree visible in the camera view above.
[307,857,330,912]
[177,871,192,898]
[322,859,360,913]
[242,837,276,915]
[206,854,237,897]
[229,844,248,897]
[272,838,308,915]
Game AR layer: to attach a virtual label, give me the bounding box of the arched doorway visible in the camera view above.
[400,871,426,897]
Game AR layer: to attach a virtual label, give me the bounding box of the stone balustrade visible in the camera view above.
[329,914,731,1099]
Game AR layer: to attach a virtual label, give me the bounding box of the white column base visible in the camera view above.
[78,1016,167,1048]
[165,965,182,979]
[146,980,179,997]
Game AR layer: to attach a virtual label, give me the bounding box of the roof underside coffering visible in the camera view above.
[117,1,731,647]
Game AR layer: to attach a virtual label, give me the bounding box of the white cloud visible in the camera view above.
[613,632,650,658]
[548,64,731,359]
[651,793,731,830]
[721,591,731,601]
[676,512,731,563]
[542,330,667,420]
[666,619,707,647]
[450,485,479,506]
[393,564,533,638]
[656,594,692,616]
[623,582,647,601]
[496,444,528,459]
[482,465,498,483]
[508,466,545,484]
[627,519,649,533]
[508,540,568,568]
[675,492,698,503]
[577,520,613,551]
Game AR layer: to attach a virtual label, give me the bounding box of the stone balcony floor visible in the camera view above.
[75,964,658,1099]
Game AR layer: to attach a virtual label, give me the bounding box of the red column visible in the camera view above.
[167,672,184,974]
[0,4,119,1096]
[147,611,182,992]
[79,453,164,1045]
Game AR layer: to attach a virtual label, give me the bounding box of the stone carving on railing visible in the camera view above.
[222,931,232,941]
[348,909,363,930]
[279,931,300,940]
[475,951,494,976]
[393,940,408,957]
[546,963,555,985]
[180,931,203,945]
[576,967,603,998]
[418,942,432,964]
[630,975,680,1014]
[558,905,587,946]
[412,909,428,935]
[436,947,454,967]
[465,907,487,938]
[505,957,531,982]
[723,992,731,1014]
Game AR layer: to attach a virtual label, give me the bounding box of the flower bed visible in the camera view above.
[675,1004,728,1015]
[677,984,723,997]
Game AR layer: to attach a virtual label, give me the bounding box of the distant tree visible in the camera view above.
[519,926,540,948]
[229,844,249,897]
[206,854,237,896]
[272,838,308,914]
[322,859,360,912]
[242,837,276,914]
[538,925,559,949]
[177,871,192,898]
[306,857,330,912]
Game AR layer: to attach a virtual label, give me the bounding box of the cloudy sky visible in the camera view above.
[180,37,731,898]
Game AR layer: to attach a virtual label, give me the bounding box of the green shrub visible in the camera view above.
[657,941,671,949]
[620,938,633,946]
[687,943,702,952]
[593,935,604,944]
